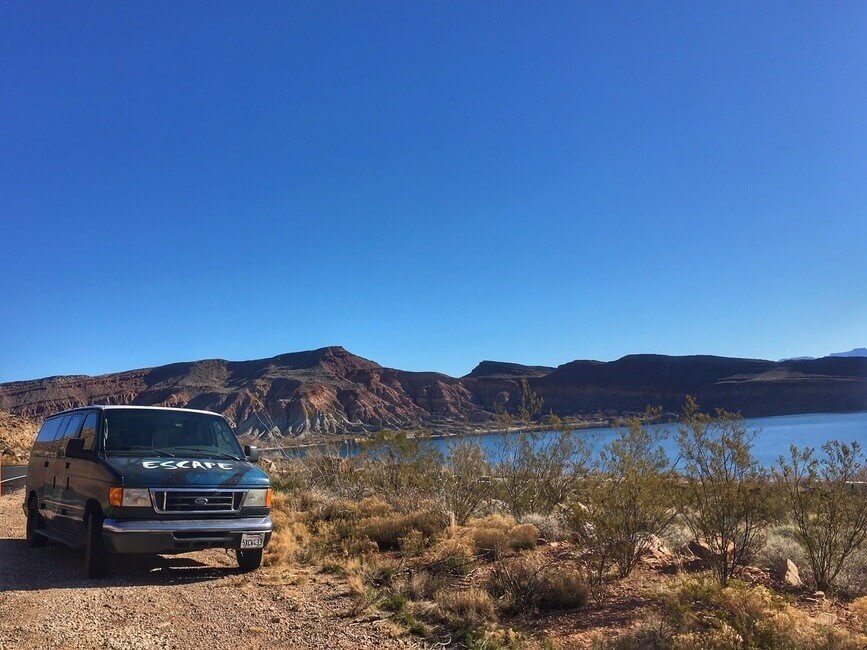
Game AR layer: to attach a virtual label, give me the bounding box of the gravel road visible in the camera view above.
[0,492,412,649]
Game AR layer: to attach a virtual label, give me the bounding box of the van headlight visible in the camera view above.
[243,488,272,508]
[109,487,151,507]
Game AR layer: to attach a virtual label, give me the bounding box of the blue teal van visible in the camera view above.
[24,405,272,578]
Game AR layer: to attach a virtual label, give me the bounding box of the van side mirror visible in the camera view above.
[244,445,259,463]
[65,437,87,459]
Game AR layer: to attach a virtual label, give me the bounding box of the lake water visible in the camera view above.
[308,411,867,467]
[423,411,867,467]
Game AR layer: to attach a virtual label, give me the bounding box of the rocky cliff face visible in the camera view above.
[0,347,864,439]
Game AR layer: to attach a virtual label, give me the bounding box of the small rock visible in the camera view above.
[783,559,802,587]
[815,612,837,626]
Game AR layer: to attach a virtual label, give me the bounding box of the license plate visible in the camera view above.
[240,533,264,549]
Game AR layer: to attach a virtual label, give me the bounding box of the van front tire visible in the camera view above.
[26,499,45,548]
[85,509,111,579]
[237,548,263,571]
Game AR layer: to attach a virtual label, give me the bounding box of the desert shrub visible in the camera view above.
[267,458,310,492]
[755,524,811,582]
[487,556,588,614]
[302,441,365,496]
[570,411,679,581]
[677,397,777,586]
[777,441,867,591]
[509,523,540,551]
[355,429,444,511]
[472,527,511,560]
[836,547,867,598]
[660,516,694,556]
[442,439,496,524]
[522,512,569,542]
[493,413,590,519]
[648,577,810,649]
[435,588,497,629]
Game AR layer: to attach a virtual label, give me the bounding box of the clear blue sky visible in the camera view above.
[1,2,865,382]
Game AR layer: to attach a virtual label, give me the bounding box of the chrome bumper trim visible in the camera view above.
[103,515,273,534]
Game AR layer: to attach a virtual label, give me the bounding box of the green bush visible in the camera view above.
[677,397,777,586]
[777,441,867,591]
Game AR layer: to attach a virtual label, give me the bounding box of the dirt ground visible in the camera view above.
[0,491,412,649]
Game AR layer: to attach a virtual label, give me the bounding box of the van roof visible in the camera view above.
[49,405,224,418]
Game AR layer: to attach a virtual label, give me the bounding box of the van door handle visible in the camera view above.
[44,461,49,467]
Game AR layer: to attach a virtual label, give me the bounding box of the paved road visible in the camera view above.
[0,465,27,491]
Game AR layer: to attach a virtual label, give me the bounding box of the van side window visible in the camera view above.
[58,413,86,457]
[49,415,71,457]
[34,418,61,457]
[80,411,98,451]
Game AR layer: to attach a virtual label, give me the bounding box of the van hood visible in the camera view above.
[104,456,270,488]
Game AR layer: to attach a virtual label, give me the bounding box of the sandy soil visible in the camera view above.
[0,491,412,649]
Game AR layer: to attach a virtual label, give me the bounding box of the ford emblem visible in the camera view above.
[194,497,208,506]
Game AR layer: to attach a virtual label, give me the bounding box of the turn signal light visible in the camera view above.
[109,486,124,507]
[265,488,273,508]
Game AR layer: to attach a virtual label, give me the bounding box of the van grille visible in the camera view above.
[151,489,244,513]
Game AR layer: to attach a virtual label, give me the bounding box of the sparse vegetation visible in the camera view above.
[260,405,867,646]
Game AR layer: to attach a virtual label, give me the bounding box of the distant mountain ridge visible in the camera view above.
[0,346,865,439]
[780,348,867,361]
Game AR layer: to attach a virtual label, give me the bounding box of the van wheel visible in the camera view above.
[85,509,111,579]
[26,499,45,548]
[237,548,263,571]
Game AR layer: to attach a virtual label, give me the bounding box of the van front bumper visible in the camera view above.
[102,515,273,554]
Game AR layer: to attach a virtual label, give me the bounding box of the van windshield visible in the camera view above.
[102,409,244,460]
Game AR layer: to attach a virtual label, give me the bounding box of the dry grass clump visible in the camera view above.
[609,576,866,649]
[472,527,511,560]
[434,588,497,629]
[316,497,392,522]
[852,597,867,633]
[509,523,540,551]
[359,510,447,551]
[263,492,314,566]
[469,514,516,531]
[488,555,588,614]
[427,538,476,578]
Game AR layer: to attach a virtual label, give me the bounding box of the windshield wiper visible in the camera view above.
[174,447,241,461]
[107,446,176,458]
